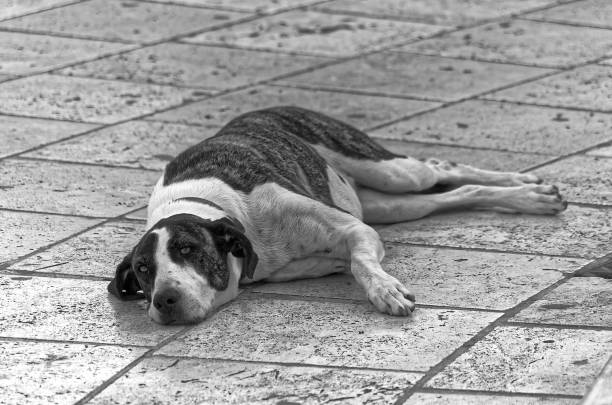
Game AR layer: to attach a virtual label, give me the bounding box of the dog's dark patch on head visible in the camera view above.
[131,232,159,301]
[150,214,257,290]
[163,106,403,208]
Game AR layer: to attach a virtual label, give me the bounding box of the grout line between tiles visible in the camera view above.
[0,268,111,282]
[0,206,112,221]
[241,290,506,313]
[394,257,602,404]
[73,325,197,405]
[478,97,612,115]
[0,0,90,24]
[0,205,147,270]
[414,386,583,399]
[520,138,612,172]
[519,16,612,32]
[150,353,427,375]
[0,336,151,349]
[504,321,612,332]
[13,155,161,172]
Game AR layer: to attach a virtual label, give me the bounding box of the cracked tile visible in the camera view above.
[24,121,209,170]
[278,53,552,101]
[146,0,321,13]
[0,340,147,405]
[486,65,612,112]
[58,43,328,90]
[406,393,578,404]
[158,297,500,371]
[315,0,563,26]
[0,210,100,264]
[378,206,612,259]
[427,326,612,395]
[252,246,586,310]
[0,115,98,159]
[512,277,612,327]
[526,0,612,30]
[0,159,158,216]
[0,0,246,42]
[0,275,181,345]
[0,0,74,21]
[90,357,422,404]
[0,74,199,123]
[532,155,612,205]
[0,31,133,75]
[9,221,146,278]
[371,100,612,155]
[400,19,612,68]
[183,10,444,57]
[148,85,439,129]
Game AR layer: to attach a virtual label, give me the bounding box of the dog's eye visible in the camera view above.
[138,265,148,273]
[180,246,191,255]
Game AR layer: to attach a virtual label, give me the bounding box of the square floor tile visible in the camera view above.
[0,159,158,216]
[378,140,550,172]
[91,357,422,404]
[406,393,578,404]
[400,19,612,68]
[315,0,562,27]
[252,245,586,310]
[426,326,612,395]
[277,53,553,101]
[158,297,500,371]
[146,0,321,13]
[9,221,146,278]
[0,0,246,43]
[148,85,439,129]
[0,340,147,405]
[0,32,133,75]
[0,210,100,264]
[486,65,612,112]
[532,155,612,205]
[371,100,612,155]
[58,43,328,90]
[183,10,444,57]
[24,120,209,170]
[0,74,199,123]
[0,115,97,159]
[526,0,612,30]
[0,0,74,21]
[0,275,181,345]
[378,206,612,259]
[512,277,612,327]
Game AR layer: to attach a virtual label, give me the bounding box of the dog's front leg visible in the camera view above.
[346,225,415,316]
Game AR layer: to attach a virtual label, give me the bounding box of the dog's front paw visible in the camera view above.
[367,276,415,316]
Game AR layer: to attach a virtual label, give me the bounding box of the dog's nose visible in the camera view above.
[153,288,180,314]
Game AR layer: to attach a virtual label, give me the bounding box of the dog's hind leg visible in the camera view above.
[358,183,568,224]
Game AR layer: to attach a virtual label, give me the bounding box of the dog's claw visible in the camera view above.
[367,276,416,317]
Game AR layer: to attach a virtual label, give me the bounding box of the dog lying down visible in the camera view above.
[108,106,567,325]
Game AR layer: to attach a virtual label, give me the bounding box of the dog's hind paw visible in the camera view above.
[367,276,415,316]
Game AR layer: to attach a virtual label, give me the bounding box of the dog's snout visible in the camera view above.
[153,288,180,314]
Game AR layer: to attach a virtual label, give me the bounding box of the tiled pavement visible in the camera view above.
[1,0,611,404]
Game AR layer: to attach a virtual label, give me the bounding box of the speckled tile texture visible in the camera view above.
[183,10,445,57]
[277,52,553,101]
[0,340,147,405]
[147,84,440,129]
[400,19,612,68]
[90,357,423,404]
[426,326,612,395]
[2,0,612,404]
[57,44,329,90]
[158,297,500,370]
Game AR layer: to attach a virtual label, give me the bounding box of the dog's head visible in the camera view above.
[108,214,257,324]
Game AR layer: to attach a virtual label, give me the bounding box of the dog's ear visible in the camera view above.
[107,252,144,300]
[207,217,258,280]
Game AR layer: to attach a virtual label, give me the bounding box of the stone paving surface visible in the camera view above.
[0,1,611,404]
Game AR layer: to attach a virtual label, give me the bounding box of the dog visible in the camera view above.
[108,106,567,324]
